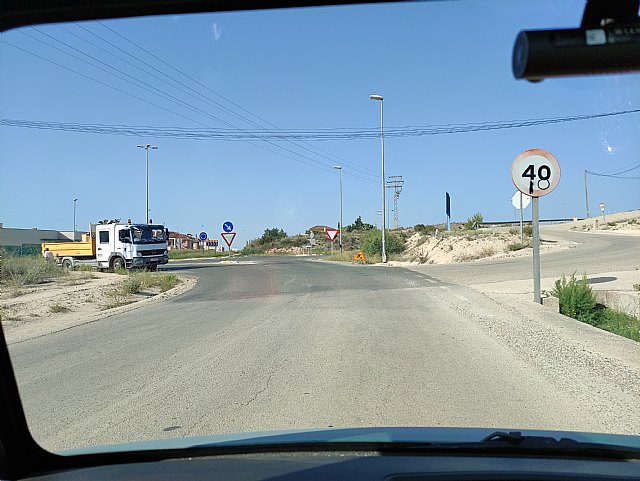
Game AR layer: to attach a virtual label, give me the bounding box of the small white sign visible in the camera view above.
[599,203,605,212]
[511,148,561,197]
[511,191,531,210]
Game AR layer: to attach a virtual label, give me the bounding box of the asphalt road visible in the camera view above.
[407,224,640,285]
[7,246,640,453]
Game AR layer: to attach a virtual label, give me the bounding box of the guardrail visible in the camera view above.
[477,218,584,228]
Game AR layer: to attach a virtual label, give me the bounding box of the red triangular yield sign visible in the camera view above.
[221,232,236,247]
[326,229,339,241]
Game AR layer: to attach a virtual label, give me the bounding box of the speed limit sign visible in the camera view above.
[511,148,560,197]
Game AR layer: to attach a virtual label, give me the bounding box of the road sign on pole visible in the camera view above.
[326,229,339,242]
[511,191,531,244]
[222,221,234,233]
[511,148,561,305]
[511,191,530,210]
[599,202,606,223]
[199,232,207,241]
[221,232,236,261]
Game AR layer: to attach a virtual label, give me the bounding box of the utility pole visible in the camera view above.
[333,166,343,252]
[584,169,590,219]
[137,144,158,224]
[370,94,386,263]
[73,198,78,241]
[386,175,404,229]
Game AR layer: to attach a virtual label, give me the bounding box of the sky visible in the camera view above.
[1,0,639,246]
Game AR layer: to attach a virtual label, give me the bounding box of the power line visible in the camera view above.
[94,21,379,178]
[4,110,639,143]
[586,170,640,180]
[7,35,377,183]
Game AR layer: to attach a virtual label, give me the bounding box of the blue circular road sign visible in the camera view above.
[223,221,234,232]
[199,231,207,241]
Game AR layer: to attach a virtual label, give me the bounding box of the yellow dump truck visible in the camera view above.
[42,222,169,270]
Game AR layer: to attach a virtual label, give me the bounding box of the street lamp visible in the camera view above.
[370,94,386,262]
[137,144,158,224]
[73,198,78,240]
[333,165,343,253]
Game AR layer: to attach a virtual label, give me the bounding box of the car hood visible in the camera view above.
[61,426,640,456]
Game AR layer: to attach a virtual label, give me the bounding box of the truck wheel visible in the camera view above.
[61,259,73,271]
[111,257,125,270]
[149,265,157,272]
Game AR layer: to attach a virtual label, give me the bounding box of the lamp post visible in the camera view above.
[137,144,158,223]
[333,165,343,253]
[73,198,78,240]
[370,94,386,263]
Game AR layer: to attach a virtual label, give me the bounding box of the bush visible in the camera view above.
[121,276,142,294]
[507,242,528,252]
[523,225,533,237]
[415,224,436,235]
[552,274,598,325]
[508,227,518,235]
[360,230,405,257]
[0,254,66,286]
[463,213,483,230]
[50,303,70,313]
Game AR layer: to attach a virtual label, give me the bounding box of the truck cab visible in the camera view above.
[98,224,169,270]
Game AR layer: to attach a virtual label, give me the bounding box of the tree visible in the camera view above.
[260,228,287,244]
[344,216,375,232]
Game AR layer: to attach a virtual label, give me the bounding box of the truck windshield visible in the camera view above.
[130,226,166,244]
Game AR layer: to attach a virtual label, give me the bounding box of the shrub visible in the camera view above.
[121,276,142,294]
[415,224,436,235]
[1,254,65,286]
[49,303,70,313]
[507,242,528,252]
[360,230,405,256]
[463,213,483,230]
[523,225,533,237]
[552,274,598,325]
[508,227,518,235]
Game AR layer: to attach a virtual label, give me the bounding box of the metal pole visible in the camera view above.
[380,100,387,262]
[584,170,590,219]
[519,192,524,244]
[532,196,541,304]
[73,198,77,241]
[339,167,343,253]
[146,147,149,224]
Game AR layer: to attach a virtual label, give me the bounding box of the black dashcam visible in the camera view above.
[513,0,640,81]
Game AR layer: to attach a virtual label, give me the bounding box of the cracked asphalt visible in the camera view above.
[7,254,640,453]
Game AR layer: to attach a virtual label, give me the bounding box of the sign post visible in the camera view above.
[511,191,530,244]
[511,148,561,304]
[326,228,339,255]
[199,231,207,255]
[599,202,606,223]
[221,221,235,261]
[221,232,236,260]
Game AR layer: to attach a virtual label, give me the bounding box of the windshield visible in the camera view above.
[1,0,639,456]
[131,225,166,244]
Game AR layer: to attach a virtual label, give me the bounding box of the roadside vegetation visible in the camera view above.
[169,249,229,260]
[103,271,180,309]
[0,250,66,287]
[553,274,640,342]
